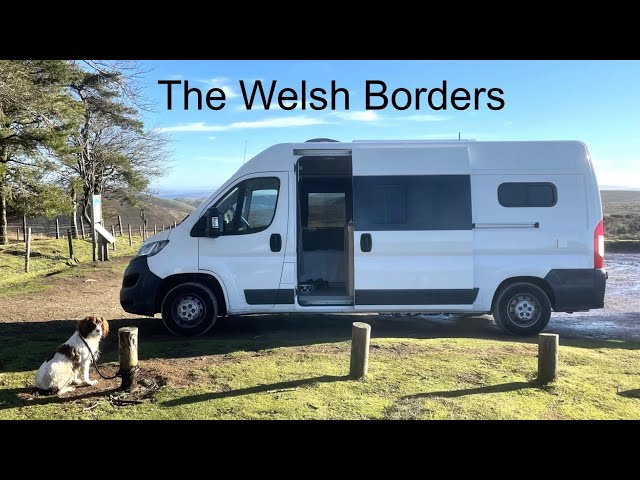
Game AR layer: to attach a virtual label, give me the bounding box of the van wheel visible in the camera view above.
[161,282,218,336]
[492,282,551,335]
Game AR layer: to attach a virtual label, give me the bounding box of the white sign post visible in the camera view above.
[91,194,102,262]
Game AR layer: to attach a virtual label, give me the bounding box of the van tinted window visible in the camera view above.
[215,177,280,235]
[498,182,557,207]
[353,175,472,231]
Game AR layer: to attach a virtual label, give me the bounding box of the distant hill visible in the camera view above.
[602,190,640,239]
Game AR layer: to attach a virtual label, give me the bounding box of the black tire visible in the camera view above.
[161,282,218,336]
[492,282,551,335]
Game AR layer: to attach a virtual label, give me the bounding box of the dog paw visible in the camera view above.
[84,379,99,386]
[71,379,83,386]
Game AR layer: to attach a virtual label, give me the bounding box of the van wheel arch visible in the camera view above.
[491,276,555,313]
[155,273,228,317]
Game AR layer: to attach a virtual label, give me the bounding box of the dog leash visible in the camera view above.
[78,335,121,380]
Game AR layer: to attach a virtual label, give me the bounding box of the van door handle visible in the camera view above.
[270,233,282,252]
[360,233,372,252]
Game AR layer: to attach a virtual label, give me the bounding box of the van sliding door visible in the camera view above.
[352,146,476,310]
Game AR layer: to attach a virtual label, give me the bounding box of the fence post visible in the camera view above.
[350,322,371,379]
[67,229,74,259]
[111,225,116,252]
[16,227,20,241]
[128,224,132,246]
[173,221,177,229]
[118,327,139,391]
[162,224,165,232]
[537,333,559,384]
[80,217,86,239]
[24,228,32,272]
[154,224,157,235]
[55,218,60,239]
[118,215,123,236]
[22,215,27,241]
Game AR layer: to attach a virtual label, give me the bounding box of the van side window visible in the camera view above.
[214,177,280,235]
[353,175,472,231]
[498,182,557,207]
[308,193,347,227]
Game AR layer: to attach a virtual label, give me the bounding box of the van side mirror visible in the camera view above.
[205,207,224,237]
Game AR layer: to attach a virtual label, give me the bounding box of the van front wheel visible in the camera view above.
[161,282,218,336]
[493,282,551,335]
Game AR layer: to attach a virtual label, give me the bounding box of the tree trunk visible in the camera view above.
[71,185,79,239]
[0,183,7,245]
[0,147,7,245]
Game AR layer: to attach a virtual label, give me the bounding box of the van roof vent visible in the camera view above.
[305,138,339,143]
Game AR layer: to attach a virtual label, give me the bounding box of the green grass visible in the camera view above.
[1,336,639,419]
[0,237,143,293]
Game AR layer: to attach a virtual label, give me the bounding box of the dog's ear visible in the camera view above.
[99,317,109,339]
[78,317,94,338]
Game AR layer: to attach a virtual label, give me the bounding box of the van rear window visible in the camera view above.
[498,182,557,207]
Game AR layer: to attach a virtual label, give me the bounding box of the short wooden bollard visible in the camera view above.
[118,327,139,391]
[162,224,165,232]
[537,333,559,384]
[350,322,371,379]
[128,224,132,246]
[154,224,157,235]
[24,228,32,272]
[67,229,74,259]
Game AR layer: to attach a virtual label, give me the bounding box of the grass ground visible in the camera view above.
[0,258,638,420]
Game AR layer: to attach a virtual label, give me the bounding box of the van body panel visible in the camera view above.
[120,140,606,327]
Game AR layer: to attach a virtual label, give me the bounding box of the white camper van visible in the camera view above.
[120,140,606,336]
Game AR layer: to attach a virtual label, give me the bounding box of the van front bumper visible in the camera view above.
[120,256,162,316]
[544,268,607,312]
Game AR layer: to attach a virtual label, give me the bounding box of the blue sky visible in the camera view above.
[137,60,640,194]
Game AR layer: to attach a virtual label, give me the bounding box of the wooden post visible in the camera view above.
[162,224,165,232]
[67,229,74,259]
[173,221,177,229]
[118,327,139,391]
[154,224,157,235]
[16,227,20,241]
[103,237,110,260]
[111,225,116,252]
[139,225,143,237]
[128,224,132,246]
[118,215,123,236]
[24,228,31,272]
[537,333,559,384]
[97,236,103,261]
[22,215,27,241]
[55,218,60,239]
[80,217,86,239]
[350,322,371,379]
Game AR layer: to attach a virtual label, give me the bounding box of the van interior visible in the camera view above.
[297,156,354,306]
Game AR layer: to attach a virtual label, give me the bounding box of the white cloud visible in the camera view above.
[198,77,239,99]
[404,114,451,122]
[160,115,328,133]
[333,110,381,122]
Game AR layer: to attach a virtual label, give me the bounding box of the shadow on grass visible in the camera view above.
[617,388,640,399]
[1,313,639,374]
[403,380,539,400]
[0,386,121,411]
[161,374,348,407]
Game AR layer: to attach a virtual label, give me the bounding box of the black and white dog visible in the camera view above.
[35,316,109,395]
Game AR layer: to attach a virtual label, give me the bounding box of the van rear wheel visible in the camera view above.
[493,282,551,335]
[161,282,218,336]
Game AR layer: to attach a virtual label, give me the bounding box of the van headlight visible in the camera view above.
[137,240,169,257]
